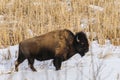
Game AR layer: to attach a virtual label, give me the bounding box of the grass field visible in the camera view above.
[0,0,120,48]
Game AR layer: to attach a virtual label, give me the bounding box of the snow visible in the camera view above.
[88,5,104,12]
[0,41,120,80]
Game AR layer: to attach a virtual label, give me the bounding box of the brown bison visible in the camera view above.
[15,29,89,71]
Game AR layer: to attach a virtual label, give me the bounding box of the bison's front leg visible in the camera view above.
[53,56,63,70]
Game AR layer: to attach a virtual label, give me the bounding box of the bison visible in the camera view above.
[15,29,89,71]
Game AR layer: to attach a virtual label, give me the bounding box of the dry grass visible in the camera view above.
[0,0,120,48]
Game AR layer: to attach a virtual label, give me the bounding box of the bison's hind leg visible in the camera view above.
[15,45,26,71]
[28,58,36,71]
[15,56,26,71]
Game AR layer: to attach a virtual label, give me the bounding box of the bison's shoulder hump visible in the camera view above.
[62,29,74,39]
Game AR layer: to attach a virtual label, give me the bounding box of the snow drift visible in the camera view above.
[0,40,120,80]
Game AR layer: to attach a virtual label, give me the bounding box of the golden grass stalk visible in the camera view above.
[0,0,120,48]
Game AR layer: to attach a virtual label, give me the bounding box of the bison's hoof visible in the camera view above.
[31,68,37,72]
[15,68,18,72]
[56,68,61,71]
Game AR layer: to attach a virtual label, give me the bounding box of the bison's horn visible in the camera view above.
[76,36,80,42]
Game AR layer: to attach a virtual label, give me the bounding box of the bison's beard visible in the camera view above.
[76,47,89,57]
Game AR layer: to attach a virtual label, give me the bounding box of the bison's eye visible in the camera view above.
[81,42,84,45]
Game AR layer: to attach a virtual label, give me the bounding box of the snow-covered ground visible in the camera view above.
[0,40,120,80]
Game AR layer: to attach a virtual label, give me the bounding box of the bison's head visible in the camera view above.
[74,31,89,57]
